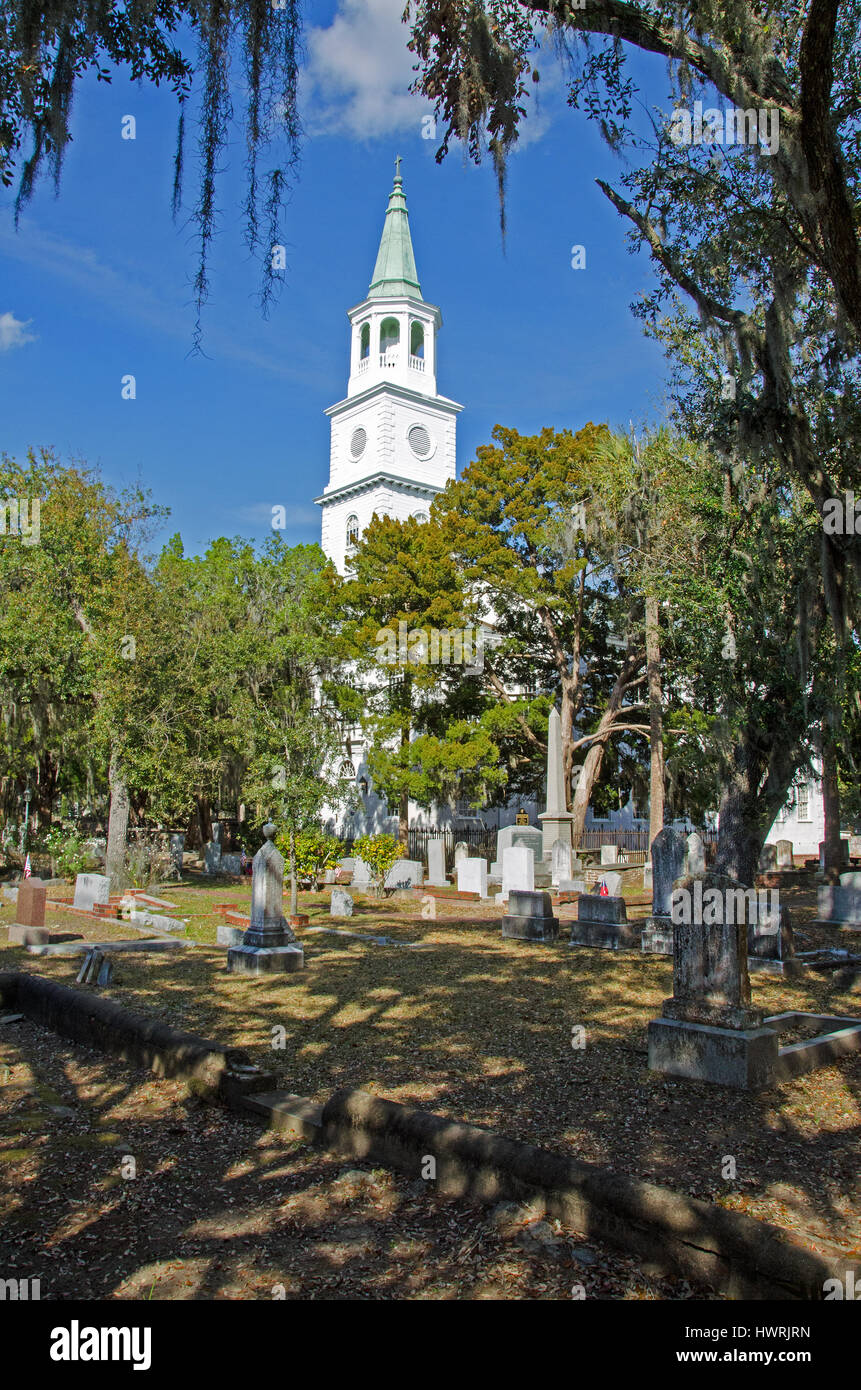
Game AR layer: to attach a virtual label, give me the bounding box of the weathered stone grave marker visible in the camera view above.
[227,824,304,975]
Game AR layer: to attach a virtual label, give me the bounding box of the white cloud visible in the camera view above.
[0,312,37,352]
[302,0,556,147]
[303,0,429,137]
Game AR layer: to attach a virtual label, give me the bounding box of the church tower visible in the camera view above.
[316,160,463,572]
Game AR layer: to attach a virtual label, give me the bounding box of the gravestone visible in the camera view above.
[600,844,619,866]
[73,873,110,913]
[351,857,373,886]
[849,835,861,861]
[641,828,688,954]
[570,894,636,950]
[491,825,543,876]
[227,824,304,975]
[453,841,470,870]
[15,878,46,929]
[220,853,242,875]
[216,924,245,947]
[643,862,653,892]
[759,844,777,872]
[538,707,574,857]
[169,833,185,873]
[686,833,706,878]
[775,839,794,869]
[501,846,534,902]
[820,840,850,872]
[330,888,354,919]
[747,897,800,976]
[426,840,447,887]
[817,873,861,926]
[551,838,572,887]
[385,859,423,890]
[204,839,222,875]
[501,889,559,942]
[648,872,777,1088]
[602,870,622,898]
[557,877,586,895]
[457,857,488,898]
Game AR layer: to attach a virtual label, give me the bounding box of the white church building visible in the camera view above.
[314,163,828,856]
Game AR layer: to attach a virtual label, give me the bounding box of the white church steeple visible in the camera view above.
[316,160,463,574]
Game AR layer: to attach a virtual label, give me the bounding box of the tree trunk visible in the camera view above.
[569,654,646,842]
[645,595,665,846]
[289,828,298,916]
[196,795,213,846]
[570,740,607,843]
[820,727,843,882]
[105,751,130,889]
[37,751,58,830]
[560,677,577,812]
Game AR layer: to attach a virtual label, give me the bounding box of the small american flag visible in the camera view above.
[598,878,608,897]
[23,854,31,879]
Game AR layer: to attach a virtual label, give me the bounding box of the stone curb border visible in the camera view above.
[0,971,274,1104]
[0,970,851,1300]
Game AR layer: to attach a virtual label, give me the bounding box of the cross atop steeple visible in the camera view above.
[367,159,421,300]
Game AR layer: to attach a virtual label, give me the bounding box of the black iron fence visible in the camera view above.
[407,826,499,872]
[345,823,718,871]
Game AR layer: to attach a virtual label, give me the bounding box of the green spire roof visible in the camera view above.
[368,157,422,300]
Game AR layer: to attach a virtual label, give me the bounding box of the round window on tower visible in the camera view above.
[350,427,367,460]
[408,424,432,458]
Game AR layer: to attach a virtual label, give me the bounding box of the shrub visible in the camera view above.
[353,832,401,896]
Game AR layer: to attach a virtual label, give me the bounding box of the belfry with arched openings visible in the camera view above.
[315,159,463,573]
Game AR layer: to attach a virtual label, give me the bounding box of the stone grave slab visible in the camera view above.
[426,840,447,887]
[500,846,534,902]
[330,888,354,918]
[73,873,110,913]
[385,859,423,890]
[501,889,559,942]
[570,894,637,950]
[457,858,488,897]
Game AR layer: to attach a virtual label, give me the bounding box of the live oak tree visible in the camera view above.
[2,0,302,338]
[340,425,660,840]
[406,0,860,637]
[0,449,168,883]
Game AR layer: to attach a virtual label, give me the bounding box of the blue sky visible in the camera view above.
[0,0,673,557]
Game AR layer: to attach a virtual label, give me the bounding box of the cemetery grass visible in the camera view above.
[2,881,861,1275]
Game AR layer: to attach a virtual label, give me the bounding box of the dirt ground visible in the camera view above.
[0,1018,705,1300]
[1,875,859,1298]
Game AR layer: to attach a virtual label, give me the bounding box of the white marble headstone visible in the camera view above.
[426,840,447,886]
[73,873,110,912]
[551,838,572,887]
[501,846,534,901]
[457,857,488,897]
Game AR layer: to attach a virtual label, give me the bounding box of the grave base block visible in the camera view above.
[641,917,673,955]
[216,924,246,948]
[747,956,806,979]
[570,919,640,951]
[8,924,50,946]
[501,913,559,942]
[226,944,304,975]
[648,1016,779,1090]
